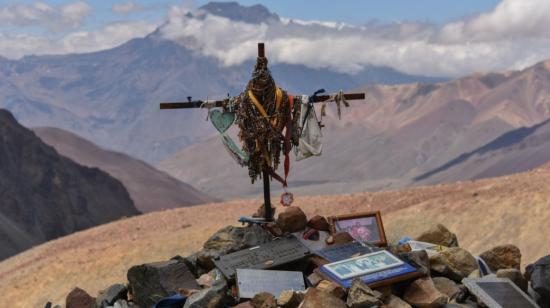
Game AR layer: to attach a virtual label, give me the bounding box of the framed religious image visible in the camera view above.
[328,211,387,246]
[322,250,404,280]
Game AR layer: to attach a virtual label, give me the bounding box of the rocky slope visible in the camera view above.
[160,60,550,199]
[33,127,214,213]
[0,109,139,260]
[2,163,549,307]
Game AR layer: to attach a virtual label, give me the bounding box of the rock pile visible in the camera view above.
[56,206,550,308]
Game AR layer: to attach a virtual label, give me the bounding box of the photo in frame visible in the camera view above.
[328,211,387,246]
[322,250,404,280]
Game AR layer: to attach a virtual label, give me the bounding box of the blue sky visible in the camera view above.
[1,0,549,77]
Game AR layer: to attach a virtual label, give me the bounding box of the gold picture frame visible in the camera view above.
[328,211,387,247]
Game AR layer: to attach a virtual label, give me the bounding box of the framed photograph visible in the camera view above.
[323,250,404,280]
[328,211,387,246]
[463,278,539,308]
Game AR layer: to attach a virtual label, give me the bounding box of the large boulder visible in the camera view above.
[95,284,127,307]
[300,287,346,308]
[127,260,199,308]
[479,244,521,271]
[403,277,449,307]
[416,224,459,247]
[346,279,383,308]
[198,225,273,270]
[276,207,307,233]
[430,247,477,282]
[66,287,95,308]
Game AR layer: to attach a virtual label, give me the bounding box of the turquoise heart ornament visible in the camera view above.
[210,109,235,133]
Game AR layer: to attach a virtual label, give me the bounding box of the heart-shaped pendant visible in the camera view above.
[210,109,235,133]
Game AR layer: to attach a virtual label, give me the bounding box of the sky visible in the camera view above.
[1,0,549,77]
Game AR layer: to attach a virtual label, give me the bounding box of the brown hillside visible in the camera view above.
[33,127,214,213]
[1,165,550,307]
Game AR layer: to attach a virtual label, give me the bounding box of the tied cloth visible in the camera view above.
[296,95,323,161]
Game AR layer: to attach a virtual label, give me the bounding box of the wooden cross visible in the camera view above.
[160,43,365,222]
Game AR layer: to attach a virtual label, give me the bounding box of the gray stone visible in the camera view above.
[346,278,383,308]
[416,224,459,247]
[96,284,127,307]
[430,247,478,282]
[399,250,431,276]
[127,260,199,308]
[479,244,521,271]
[403,277,449,308]
[183,280,231,308]
[526,254,550,308]
[496,268,528,292]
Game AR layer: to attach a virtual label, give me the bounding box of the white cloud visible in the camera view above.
[0,21,157,59]
[0,1,92,32]
[112,1,142,14]
[161,0,550,77]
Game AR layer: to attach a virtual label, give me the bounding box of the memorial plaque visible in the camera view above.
[214,237,310,279]
[315,241,381,263]
[237,269,306,299]
[463,278,539,308]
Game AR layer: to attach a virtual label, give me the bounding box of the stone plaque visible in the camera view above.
[463,278,539,308]
[237,269,305,299]
[214,236,310,279]
[315,241,381,263]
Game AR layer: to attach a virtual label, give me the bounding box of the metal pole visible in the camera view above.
[262,169,272,221]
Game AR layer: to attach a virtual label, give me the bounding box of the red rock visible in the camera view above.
[479,244,521,271]
[307,215,330,231]
[66,287,95,308]
[276,206,307,233]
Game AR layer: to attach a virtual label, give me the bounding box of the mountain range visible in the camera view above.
[0,2,442,164]
[159,59,550,199]
[33,127,214,213]
[0,109,139,260]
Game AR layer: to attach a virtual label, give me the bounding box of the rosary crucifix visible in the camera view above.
[160,43,365,222]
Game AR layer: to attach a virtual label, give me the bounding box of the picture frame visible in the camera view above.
[328,211,387,247]
[462,278,539,308]
[322,250,404,280]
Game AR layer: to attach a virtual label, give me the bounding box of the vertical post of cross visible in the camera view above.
[257,42,273,222]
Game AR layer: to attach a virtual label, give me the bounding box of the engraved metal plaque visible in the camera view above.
[237,269,305,299]
[214,237,310,279]
[463,278,539,308]
[315,241,381,263]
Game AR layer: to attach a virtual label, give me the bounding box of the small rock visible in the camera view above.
[330,232,355,245]
[430,247,478,282]
[233,301,254,308]
[307,215,330,231]
[300,287,346,308]
[432,277,460,298]
[197,269,222,288]
[127,260,199,308]
[277,290,304,308]
[66,287,95,308]
[479,244,521,271]
[383,294,412,308]
[467,269,480,278]
[346,278,383,308]
[496,269,528,292]
[184,280,231,308]
[416,224,459,247]
[399,250,430,276]
[276,206,307,233]
[316,280,346,299]
[96,284,127,307]
[403,277,449,307]
[307,272,323,287]
[251,292,277,308]
[113,299,130,308]
[265,222,283,237]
